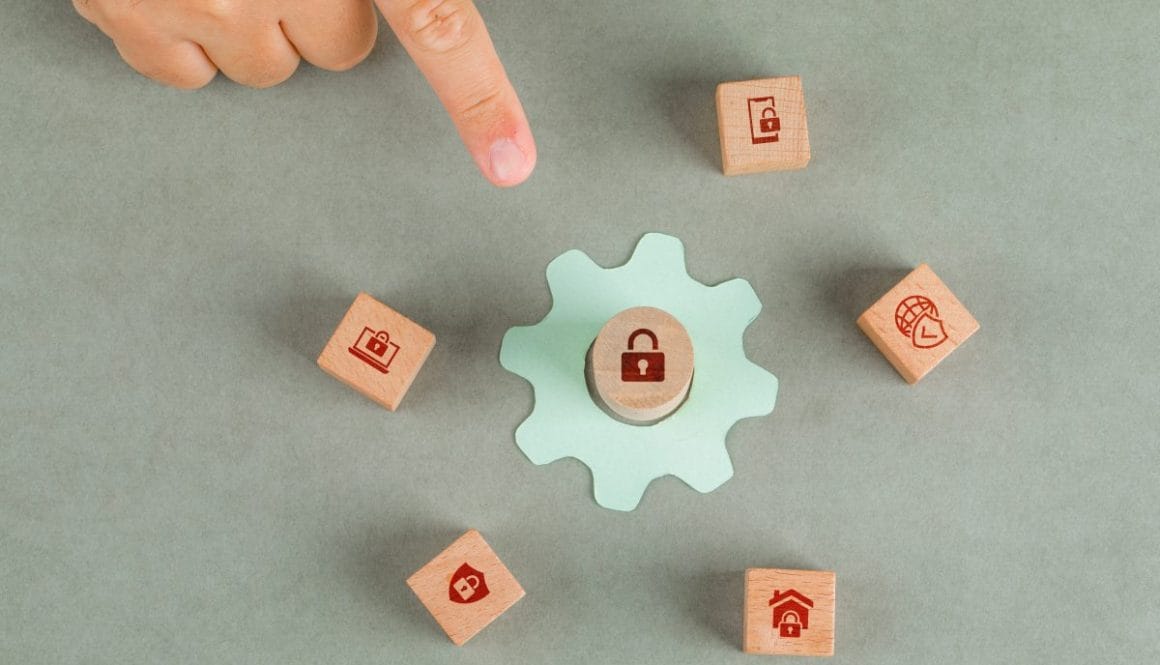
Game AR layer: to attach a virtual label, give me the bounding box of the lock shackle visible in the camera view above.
[762,107,777,118]
[627,328,659,351]
[374,330,391,342]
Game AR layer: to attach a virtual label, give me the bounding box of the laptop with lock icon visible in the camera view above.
[349,326,401,374]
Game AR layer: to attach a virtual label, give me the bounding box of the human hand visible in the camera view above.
[72,0,536,186]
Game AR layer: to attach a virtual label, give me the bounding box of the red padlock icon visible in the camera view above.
[366,331,390,356]
[779,612,802,638]
[760,107,781,134]
[621,328,665,382]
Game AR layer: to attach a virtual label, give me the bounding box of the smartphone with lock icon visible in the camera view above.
[348,326,401,374]
[748,96,781,145]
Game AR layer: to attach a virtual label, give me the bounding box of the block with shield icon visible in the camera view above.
[856,264,979,384]
[316,292,435,410]
[716,76,811,175]
[407,530,525,646]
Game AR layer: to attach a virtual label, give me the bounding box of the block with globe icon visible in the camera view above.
[857,264,979,383]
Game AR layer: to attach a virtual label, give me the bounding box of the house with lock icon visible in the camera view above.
[769,588,814,638]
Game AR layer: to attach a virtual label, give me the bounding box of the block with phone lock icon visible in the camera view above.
[316,292,435,410]
[750,97,782,144]
[716,76,810,175]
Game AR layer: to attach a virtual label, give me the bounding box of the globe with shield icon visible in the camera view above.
[894,295,939,337]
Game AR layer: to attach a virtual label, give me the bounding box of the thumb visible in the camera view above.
[376,0,536,187]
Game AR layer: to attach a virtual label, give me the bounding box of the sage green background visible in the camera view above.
[3,2,1159,663]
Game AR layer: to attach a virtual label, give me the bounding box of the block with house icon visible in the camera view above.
[744,568,836,657]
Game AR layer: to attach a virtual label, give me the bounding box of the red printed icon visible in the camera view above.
[348,327,401,373]
[770,589,813,638]
[748,96,781,144]
[895,295,949,349]
[621,328,665,382]
[448,563,490,604]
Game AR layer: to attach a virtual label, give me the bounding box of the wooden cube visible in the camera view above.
[716,76,811,176]
[316,292,435,410]
[406,530,525,646]
[856,264,979,384]
[744,568,836,657]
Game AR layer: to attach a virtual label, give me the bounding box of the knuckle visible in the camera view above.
[323,47,371,72]
[192,0,241,24]
[403,0,476,53]
[318,31,377,72]
[167,69,217,90]
[126,57,215,90]
[233,57,300,89]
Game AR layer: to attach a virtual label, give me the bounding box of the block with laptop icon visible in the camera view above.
[317,292,435,410]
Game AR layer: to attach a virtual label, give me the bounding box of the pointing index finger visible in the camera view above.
[376,0,536,186]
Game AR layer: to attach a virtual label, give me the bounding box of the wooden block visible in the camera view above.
[406,530,525,646]
[856,264,979,384]
[744,568,836,657]
[716,76,811,176]
[316,292,435,410]
[589,306,694,424]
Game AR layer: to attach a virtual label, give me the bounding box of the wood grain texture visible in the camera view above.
[744,568,836,657]
[406,530,525,646]
[316,292,435,410]
[856,264,979,384]
[716,76,810,176]
[590,306,694,423]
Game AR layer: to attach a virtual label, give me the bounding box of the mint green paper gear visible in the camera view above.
[499,233,779,511]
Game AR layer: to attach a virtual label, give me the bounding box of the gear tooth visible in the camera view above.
[591,464,652,512]
[717,363,779,419]
[514,411,567,465]
[546,249,600,288]
[628,233,690,282]
[712,278,763,320]
[543,249,611,314]
[673,444,735,493]
[635,233,686,260]
[499,325,537,372]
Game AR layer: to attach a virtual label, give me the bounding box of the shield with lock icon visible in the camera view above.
[448,563,490,604]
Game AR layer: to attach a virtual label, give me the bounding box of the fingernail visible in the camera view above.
[488,138,527,184]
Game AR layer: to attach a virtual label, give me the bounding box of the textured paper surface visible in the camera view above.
[2,2,1159,664]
